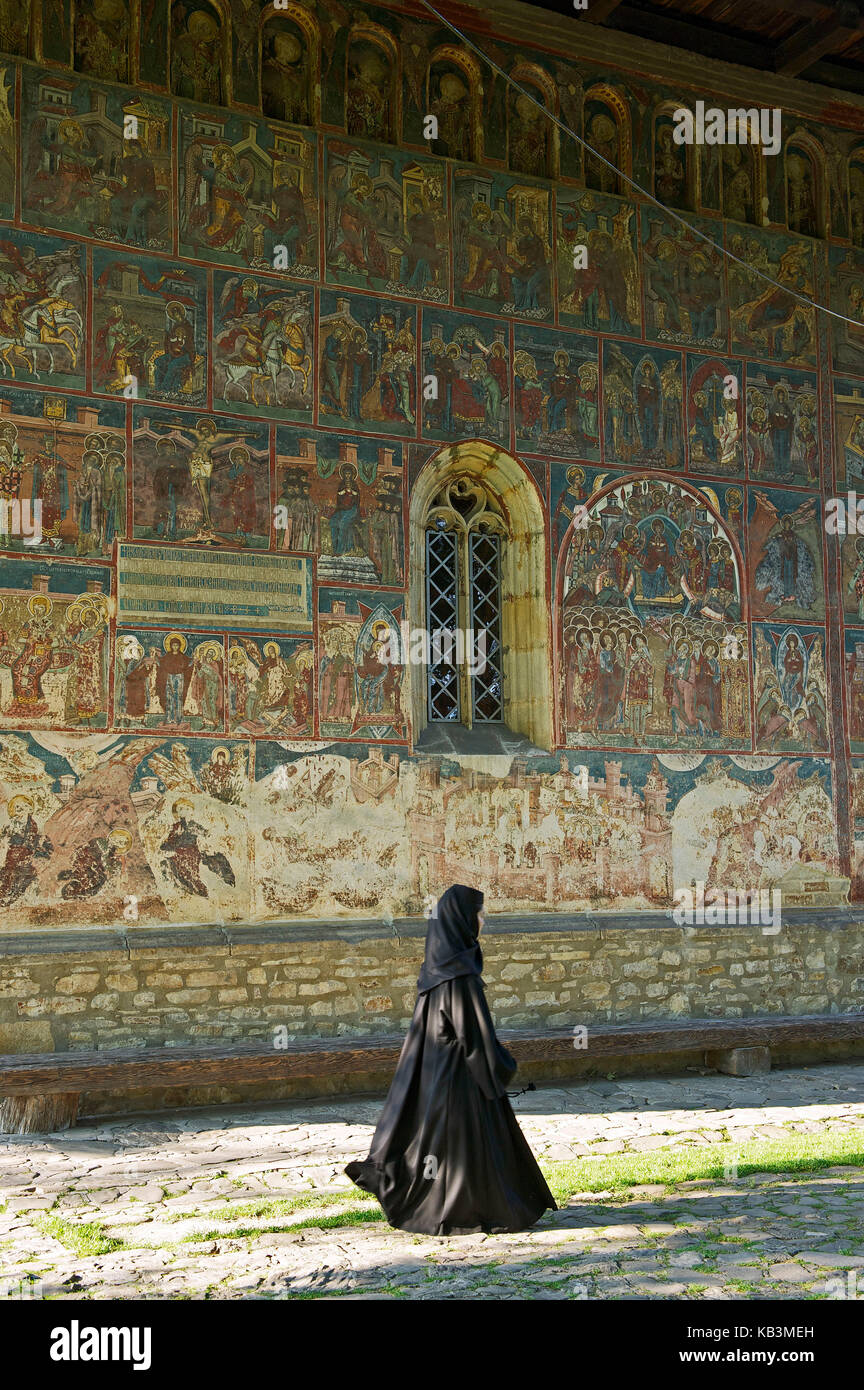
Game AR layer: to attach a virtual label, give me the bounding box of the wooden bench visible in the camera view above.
[2,1012,863,1133]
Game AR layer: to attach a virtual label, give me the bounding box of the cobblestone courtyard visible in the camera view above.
[1,1062,863,1301]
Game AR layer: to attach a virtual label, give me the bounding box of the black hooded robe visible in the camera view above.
[345,884,557,1235]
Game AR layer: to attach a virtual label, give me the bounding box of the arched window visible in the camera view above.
[261,4,317,126]
[654,103,695,211]
[583,86,629,195]
[424,477,506,725]
[426,47,483,164]
[410,441,552,750]
[785,133,824,238]
[171,0,229,106]
[345,27,398,143]
[507,65,557,179]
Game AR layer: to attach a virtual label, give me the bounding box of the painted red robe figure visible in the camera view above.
[58,834,121,899]
[1,618,74,717]
[0,800,52,907]
[229,459,257,539]
[66,613,106,723]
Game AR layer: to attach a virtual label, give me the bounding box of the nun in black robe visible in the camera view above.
[345,884,557,1235]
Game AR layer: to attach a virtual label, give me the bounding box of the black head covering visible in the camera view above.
[417,884,484,994]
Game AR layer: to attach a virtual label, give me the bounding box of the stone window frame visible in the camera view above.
[408,441,553,750]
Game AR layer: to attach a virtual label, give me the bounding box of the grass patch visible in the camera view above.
[36,1214,125,1258]
[161,1188,371,1225]
[182,1208,385,1242]
[541,1129,864,1204]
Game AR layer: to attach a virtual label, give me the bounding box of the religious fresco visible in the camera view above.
[261,10,318,126]
[753,624,829,753]
[850,759,864,900]
[556,189,640,336]
[0,66,15,223]
[319,292,416,436]
[831,246,864,375]
[179,110,318,278]
[0,389,126,557]
[0,231,85,390]
[22,70,172,250]
[559,475,747,751]
[728,230,817,369]
[642,211,727,352]
[513,326,599,460]
[832,375,864,488]
[274,429,404,587]
[325,140,448,301]
[452,168,553,320]
[114,629,226,733]
[92,250,207,404]
[0,2,856,926]
[0,733,839,927]
[746,366,819,486]
[421,310,509,446]
[685,354,744,478]
[132,408,270,548]
[227,635,314,738]
[212,274,313,418]
[318,589,406,742]
[747,487,825,623]
[846,630,864,755]
[550,462,593,561]
[602,343,683,470]
[842,532,864,620]
[0,560,111,732]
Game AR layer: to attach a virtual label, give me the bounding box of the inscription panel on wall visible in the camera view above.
[117,545,313,632]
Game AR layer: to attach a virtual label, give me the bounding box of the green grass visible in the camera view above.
[161,1188,372,1224]
[540,1129,864,1203]
[180,1207,384,1243]
[36,1214,125,1257]
[27,1129,864,1250]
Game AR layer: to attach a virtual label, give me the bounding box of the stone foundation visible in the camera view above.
[2,915,863,1053]
[2,915,864,1117]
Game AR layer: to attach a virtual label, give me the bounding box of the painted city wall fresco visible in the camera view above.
[0,733,842,926]
[0,0,859,926]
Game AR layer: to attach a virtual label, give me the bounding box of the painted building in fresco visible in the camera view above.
[0,0,857,931]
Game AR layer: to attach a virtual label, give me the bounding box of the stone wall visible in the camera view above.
[3,919,863,1056]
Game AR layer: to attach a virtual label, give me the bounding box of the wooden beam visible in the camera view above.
[775,5,864,76]
[581,0,626,22]
[605,5,772,69]
[2,1014,863,1095]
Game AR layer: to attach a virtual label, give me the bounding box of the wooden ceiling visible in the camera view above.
[520,0,864,95]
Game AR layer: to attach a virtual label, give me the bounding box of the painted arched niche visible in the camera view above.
[409,440,552,750]
[556,472,749,751]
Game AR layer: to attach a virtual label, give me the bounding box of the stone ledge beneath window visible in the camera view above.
[414,719,548,757]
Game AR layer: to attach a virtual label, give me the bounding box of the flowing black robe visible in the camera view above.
[345,885,557,1235]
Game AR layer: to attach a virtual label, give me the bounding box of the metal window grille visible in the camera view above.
[469,531,503,722]
[425,527,460,722]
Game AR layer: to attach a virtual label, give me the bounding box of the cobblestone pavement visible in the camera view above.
[1,1062,863,1300]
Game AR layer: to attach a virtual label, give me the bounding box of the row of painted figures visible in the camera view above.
[12,0,863,247]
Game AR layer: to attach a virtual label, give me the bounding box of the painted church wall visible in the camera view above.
[0,1,857,929]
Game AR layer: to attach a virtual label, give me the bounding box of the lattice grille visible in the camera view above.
[469,531,502,723]
[425,527,459,722]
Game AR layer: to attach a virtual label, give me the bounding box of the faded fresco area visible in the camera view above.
[0,734,843,926]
